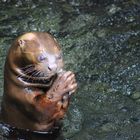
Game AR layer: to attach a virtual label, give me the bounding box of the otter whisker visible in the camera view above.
[20,64,35,70]
[35,71,43,77]
[36,71,42,77]
[29,71,36,78]
[33,71,40,77]
[24,69,34,75]
[38,71,45,77]
[20,65,36,76]
[31,70,40,77]
[24,67,35,74]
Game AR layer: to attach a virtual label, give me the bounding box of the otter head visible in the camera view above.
[9,32,64,86]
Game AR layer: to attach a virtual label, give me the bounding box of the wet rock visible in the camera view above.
[131,92,140,100]
[107,4,121,15]
[101,122,117,132]
[0,0,140,140]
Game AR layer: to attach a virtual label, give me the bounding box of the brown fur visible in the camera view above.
[1,32,77,131]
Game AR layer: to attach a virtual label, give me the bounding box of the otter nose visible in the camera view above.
[48,64,57,71]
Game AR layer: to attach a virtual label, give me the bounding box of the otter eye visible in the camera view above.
[38,55,46,62]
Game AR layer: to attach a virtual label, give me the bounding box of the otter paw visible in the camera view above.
[47,71,77,101]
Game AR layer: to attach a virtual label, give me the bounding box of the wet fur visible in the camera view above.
[1,32,77,132]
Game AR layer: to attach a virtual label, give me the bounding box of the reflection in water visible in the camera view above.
[0,0,140,140]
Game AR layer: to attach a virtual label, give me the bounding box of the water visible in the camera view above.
[0,0,140,139]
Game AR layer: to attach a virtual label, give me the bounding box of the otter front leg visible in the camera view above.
[34,71,77,123]
[47,71,77,104]
[45,71,77,120]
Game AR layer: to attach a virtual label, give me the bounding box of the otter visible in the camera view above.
[1,32,77,132]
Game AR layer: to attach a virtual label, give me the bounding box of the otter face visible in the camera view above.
[35,49,64,78]
[17,33,64,80]
[38,51,63,71]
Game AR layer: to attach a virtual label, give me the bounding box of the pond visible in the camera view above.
[0,0,140,139]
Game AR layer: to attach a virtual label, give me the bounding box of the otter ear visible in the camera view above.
[18,39,26,50]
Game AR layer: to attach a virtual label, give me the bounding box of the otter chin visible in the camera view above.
[1,32,77,132]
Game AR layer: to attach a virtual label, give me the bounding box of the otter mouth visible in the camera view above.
[18,66,57,87]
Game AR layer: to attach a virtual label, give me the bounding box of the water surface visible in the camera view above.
[0,0,140,139]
